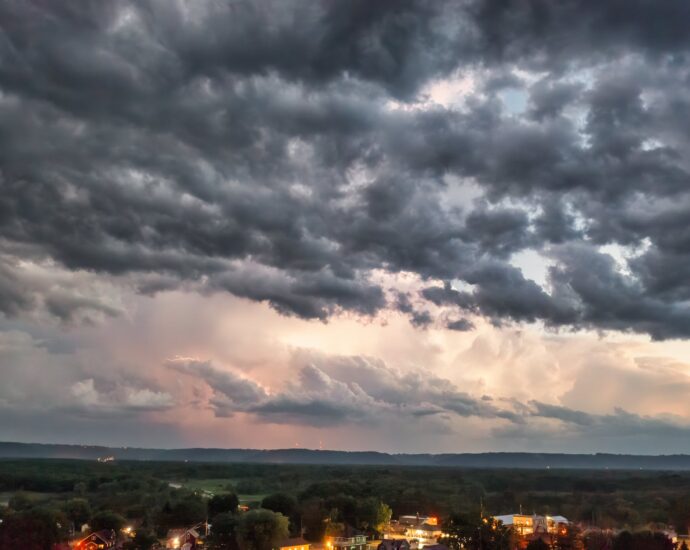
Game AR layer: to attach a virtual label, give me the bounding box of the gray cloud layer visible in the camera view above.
[167,353,690,441]
[1,1,690,338]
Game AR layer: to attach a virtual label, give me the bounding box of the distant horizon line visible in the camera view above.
[3,440,690,458]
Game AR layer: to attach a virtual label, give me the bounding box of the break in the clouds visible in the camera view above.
[2,0,690,452]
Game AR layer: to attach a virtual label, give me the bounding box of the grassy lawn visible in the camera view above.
[167,479,268,503]
[173,478,233,493]
[238,493,268,504]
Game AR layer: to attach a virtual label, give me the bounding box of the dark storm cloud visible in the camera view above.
[394,292,432,328]
[462,205,533,258]
[470,0,690,68]
[0,256,124,322]
[527,79,583,122]
[547,245,690,340]
[1,0,690,337]
[521,400,690,440]
[445,318,475,332]
[422,262,576,327]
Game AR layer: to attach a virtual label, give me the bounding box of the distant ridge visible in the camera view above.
[3,441,690,470]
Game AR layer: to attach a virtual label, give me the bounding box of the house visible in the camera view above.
[544,515,569,536]
[75,530,117,550]
[388,516,441,548]
[326,535,368,550]
[404,523,443,547]
[166,524,206,549]
[398,516,438,527]
[493,514,534,535]
[276,537,310,550]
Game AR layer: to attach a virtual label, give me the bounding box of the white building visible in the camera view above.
[492,514,569,536]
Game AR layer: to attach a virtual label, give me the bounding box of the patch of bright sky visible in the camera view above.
[641,138,664,151]
[510,248,552,288]
[386,70,475,111]
[498,88,528,116]
[450,278,475,293]
[424,70,475,107]
[599,238,652,277]
[566,202,590,233]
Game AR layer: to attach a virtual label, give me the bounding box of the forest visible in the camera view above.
[1,459,690,548]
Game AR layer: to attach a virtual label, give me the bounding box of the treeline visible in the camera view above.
[2,459,690,548]
[8,442,690,470]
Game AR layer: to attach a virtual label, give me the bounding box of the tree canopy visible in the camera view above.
[209,493,240,518]
[237,509,290,550]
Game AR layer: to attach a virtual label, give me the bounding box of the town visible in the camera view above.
[1,459,689,549]
[66,510,684,550]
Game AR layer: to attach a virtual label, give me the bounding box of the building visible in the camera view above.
[493,514,534,536]
[405,523,443,547]
[75,530,117,550]
[493,514,571,549]
[326,535,368,550]
[388,515,442,548]
[398,516,438,527]
[166,524,206,549]
[493,514,569,536]
[276,537,310,550]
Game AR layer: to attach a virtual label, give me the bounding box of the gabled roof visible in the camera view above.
[167,526,200,539]
[409,523,442,532]
[79,530,116,544]
[167,523,205,538]
[548,515,569,523]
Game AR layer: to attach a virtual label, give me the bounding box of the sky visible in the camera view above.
[2,1,690,454]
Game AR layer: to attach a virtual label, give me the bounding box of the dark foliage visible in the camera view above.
[209,493,240,518]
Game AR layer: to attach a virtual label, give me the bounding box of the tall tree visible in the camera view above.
[443,514,511,550]
[300,498,328,542]
[209,512,239,550]
[237,509,289,550]
[89,510,126,532]
[262,494,297,519]
[209,493,240,518]
[356,498,392,534]
[63,498,91,529]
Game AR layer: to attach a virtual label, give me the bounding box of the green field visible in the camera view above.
[168,478,268,503]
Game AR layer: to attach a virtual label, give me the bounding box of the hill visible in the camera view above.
[3,441,690,469]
